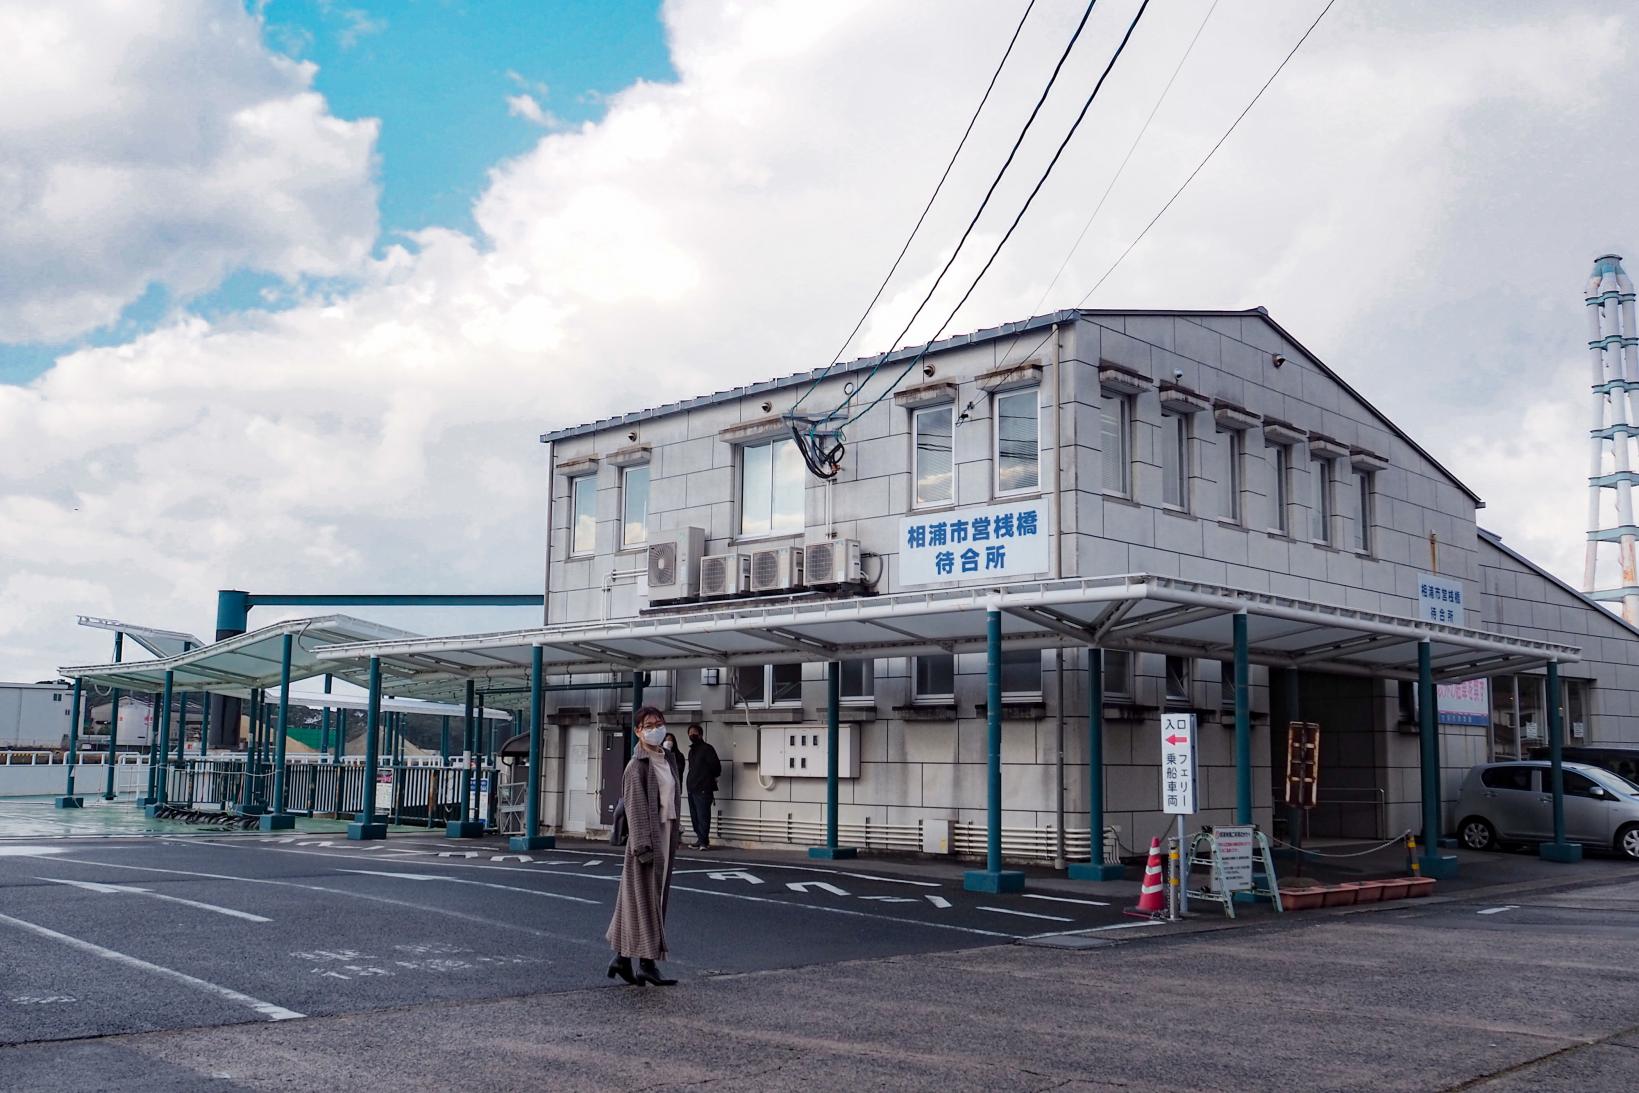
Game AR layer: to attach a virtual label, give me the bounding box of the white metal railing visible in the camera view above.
[713,814,923,852]
[950,824,1121,865]
[1,751,62,765]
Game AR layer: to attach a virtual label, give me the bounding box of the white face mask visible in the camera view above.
[640,724,666,747]
[662,739,674,751]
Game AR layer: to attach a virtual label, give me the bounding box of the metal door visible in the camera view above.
[599,729,626,829]
[1482,766,1543,839]
[563,726,591,832]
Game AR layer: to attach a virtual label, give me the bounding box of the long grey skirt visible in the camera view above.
[606,818,676,960]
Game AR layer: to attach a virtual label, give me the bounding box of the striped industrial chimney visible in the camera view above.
[1585,254,1639,623]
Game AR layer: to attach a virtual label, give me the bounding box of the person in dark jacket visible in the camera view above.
[685,724,722,850]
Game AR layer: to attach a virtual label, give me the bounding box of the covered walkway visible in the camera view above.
[308,574,1585,888]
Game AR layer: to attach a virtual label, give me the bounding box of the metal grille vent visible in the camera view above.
[805,543,835,582]
[700,555,728,597]
[648,541,678,588]
[752,550,781,589]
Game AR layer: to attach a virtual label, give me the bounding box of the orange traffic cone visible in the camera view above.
[1124,837,1166,920]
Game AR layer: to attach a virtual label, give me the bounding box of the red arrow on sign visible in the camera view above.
[1165,734,1188,745]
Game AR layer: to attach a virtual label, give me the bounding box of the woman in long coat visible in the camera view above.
[606,705,682,986]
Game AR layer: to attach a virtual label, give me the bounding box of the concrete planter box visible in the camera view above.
[1404,877,1436,898]
[1352,880,1386,903]
[1279,887,1325,911]
[1321,883,1361,907]
[1372,879,1411,900]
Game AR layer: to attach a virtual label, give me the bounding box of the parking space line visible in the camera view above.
[338,869,600,905]
[38,877,272,922]
[1477,906,1519,915]
[1023,894,1111,907]
[0,911,302,1021]
[977,906,1072,923]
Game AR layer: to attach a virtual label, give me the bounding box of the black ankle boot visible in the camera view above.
[635,959,677,986]
[607,956,636,984]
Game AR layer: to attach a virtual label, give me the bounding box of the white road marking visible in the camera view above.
[0,846,71,857]
[1477,905,1519,916]
[860,896,917,904]
[977,905,1072,923]
[186,842,1016,938]
[0,911,302,1021]
[786,881,850,896]
[707,871,764,885]
[1085,919,1166,931]
[337,869,599,905]
[1024,893,1111,907]
[925,895,952,909]
[38,877,271,922]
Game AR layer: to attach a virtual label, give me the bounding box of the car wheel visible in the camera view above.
[1616,824,1639,862]
[1459,816,1498,852]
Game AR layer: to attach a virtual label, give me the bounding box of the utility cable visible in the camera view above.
[835,0,1153,430]
[812,0,1104,441]
[788,0,1037,416]
[998,0,1335,369]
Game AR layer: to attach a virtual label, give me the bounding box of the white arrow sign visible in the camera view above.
[707,871,764,885]
[860,895,916,904]
[786,881,850,896]
[40,878,270,922]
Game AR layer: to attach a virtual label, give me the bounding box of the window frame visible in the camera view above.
[1354,469,1374,554]
[1217,426,1243,524]
[1267,440,1291,535]
[992,385,1042,498]
[733,663,805,708]
[1102,649,1134,702]
[568,473,598,557]
[1161,409,1191,511]
[911,403,956,510]
[839,659,876,706]
[1164,656,1193,708]
[1311,455,1334,545]
[1218,660,1237,710]
[1100,392,1134,498]
[672,668,704,710]
[999,648,1043,701]
[913,654,956,704]
[736,436,805,540]
[619,464,650,551]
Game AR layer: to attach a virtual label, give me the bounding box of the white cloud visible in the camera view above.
[3,0,1638,678]
[506,93,559,129]
[0,0,378,342]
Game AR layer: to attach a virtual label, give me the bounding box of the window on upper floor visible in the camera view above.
[569,474,597,556]
[912,404,955,508]
[839,658,875,704]
[1354,469,1374,554]
[994,387,1040,496]
[999,649,1043,699]
[738,437,805,538]
[1217,427,1243,524]
[733,663,804,707]
[1101,394,1133,497]
[914,654,955,703]
[1165,656,1193,707]
[1311,456,1334,544]
[673,668,703,709]
[1161,410,1190,510]
[620,465,650,550]
[1219,660,1238,710]
[1265,439,1290,534]
[1102,649,1133,701]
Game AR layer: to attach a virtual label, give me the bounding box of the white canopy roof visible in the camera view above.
[309,574,1579,701]
[77,615,204,659]
[61,615,421,696]
[279,689,512,721]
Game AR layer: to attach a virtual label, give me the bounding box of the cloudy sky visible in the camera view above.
[2,0,1633,679]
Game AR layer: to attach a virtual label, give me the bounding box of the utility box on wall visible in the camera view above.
[757,725,860,780]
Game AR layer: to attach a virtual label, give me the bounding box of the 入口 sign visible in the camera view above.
[898,500,1051,587]
[1161,713,1197,815]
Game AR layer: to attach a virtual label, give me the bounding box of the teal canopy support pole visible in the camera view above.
[1069,647,1122,880]
[320,673,332,757]
[140,692,162,807]
[810,661,856,860]
[199,694,210,759]
[174,642,192,772]
[1540,662,1582,862]
[511,644,554,850]
[56,679,85,808]
[1417,640,1458,877]
[260,633,296,830]
[334,707,345,762]
[447,680,483,838]
[965,606,1025,893]
[1234,611,1252,825]
[103,630,124,800]
[348,656,387,840]
[238,690,266,816]
[439,716,450,763]
[142,672,174,813]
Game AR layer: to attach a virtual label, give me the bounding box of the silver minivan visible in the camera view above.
[1455,761,1639,860]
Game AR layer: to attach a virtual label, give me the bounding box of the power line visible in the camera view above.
[812,0,1104,439]
[834,0,1154,432]
[788,0,1037,417]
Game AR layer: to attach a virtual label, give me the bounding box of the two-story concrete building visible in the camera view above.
[499,307,1634,865]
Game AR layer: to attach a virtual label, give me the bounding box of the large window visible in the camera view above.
[914,654,955,702]
[739,437,805,537]
[1354,470,1373,553]
[1100,395,1132,496]
[620,465,650,549]
[840,659,875,704]
[1217,427,1243,523]
[1161,411,1189,510]
[994,388,1040,495]
[569,474,597,556]
[912,405,954,508]
[1311,456,1333,544]
[1265,440,1290,534]
[734,663,804,707]
[1000,649,1042,698]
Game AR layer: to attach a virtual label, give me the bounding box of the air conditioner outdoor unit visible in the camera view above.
[699,552,751,598]
[646,526,704,603]
[803,538,863,587]
[749,545,803,594]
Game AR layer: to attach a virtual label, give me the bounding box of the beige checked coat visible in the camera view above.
[605,750,682,960]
